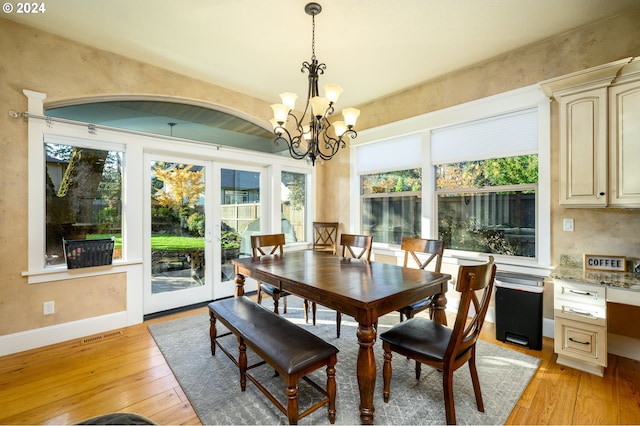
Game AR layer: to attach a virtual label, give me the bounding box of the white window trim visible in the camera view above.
[22,90,315,283]
[350,84,551,274]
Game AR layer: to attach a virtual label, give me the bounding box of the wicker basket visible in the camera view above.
[63,237,115,269]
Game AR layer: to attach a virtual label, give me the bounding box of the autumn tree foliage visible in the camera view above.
[153,164,204,216]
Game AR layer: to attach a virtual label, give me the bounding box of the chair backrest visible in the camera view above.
[340,234,373,261]
[446,256,496,363]
[401,237,444,272]
[251,233,285,258]
[313,222,339,254]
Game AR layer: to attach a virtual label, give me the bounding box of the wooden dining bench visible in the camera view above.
[208,296,338,425]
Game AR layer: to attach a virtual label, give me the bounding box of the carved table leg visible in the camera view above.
[209,311,217,356]
[235,272,245,297]
[356,322,377,424]
[431,292,448,326]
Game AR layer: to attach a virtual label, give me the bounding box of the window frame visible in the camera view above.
[24,91,315,283]
[350,85,551,273]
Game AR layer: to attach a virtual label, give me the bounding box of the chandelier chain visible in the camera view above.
[311,13,316,62]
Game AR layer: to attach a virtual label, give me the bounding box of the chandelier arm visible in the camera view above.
[344,129,358,140]
[316,128,340,160]
[275,132,311,161]
[286,110,305,134]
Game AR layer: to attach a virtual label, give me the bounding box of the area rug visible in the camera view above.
[148,296,540,425]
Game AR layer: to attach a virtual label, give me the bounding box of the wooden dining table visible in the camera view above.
[231,249,451,424]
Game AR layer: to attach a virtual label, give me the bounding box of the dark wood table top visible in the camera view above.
[232,250,451,324]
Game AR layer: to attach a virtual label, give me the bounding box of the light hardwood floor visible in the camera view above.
[1,305,639,425]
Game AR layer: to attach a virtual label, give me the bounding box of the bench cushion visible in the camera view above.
[209,297,338,375]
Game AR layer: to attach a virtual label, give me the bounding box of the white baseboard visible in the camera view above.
[608,333,640,362]
[0,311,128,357]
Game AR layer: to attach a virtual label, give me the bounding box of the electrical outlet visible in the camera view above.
[563,218,574,232]
[43,301,55,315]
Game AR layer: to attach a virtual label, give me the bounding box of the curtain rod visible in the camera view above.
[7,109,223,149]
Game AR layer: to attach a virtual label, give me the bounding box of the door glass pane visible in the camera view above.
[221,169,260,282]
[281,171,305,242]
[151,162,205,294]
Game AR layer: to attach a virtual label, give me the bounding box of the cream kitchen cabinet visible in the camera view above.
[551,265,640,377]
[554,279,607,376]
[542,57,640,208]
[608,66,640,206]
[557,86,609,206]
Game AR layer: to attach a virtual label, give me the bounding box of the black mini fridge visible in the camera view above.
[494,272,544,350]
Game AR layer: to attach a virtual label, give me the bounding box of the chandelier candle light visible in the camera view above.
[270,2,360,166]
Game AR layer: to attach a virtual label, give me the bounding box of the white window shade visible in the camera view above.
[356,134,422,174]
[431,108,538,165]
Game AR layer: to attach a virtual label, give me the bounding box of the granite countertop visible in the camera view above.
[551,265,640,290]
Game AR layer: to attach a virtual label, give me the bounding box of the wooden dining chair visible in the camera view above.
[379,256,496,425]
[397,237,445,323]
[312,221,339,254]
[333,233,373,337]
[251,233,290,315]
[305,222,340,326]
[340,233,373,261]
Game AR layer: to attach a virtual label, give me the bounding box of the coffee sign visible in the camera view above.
[583,254,627,272]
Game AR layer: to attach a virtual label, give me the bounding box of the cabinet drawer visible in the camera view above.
[554,316,607,367]
[555,301,606,322]
[554,280,606,307]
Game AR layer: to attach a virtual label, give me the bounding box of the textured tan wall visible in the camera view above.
[0,17,273,336]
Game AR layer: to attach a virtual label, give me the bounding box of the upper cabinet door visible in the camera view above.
[559,88,608,207]
[609,80,640,207]
[542,57,640,208]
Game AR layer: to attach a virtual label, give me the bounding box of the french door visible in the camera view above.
[144,154,213,314]
[144,155,262,314]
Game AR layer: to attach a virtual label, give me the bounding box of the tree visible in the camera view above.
[437,155,538,189]
[361,168,422,193]
[152,164,205,230]
[282,171,306,211]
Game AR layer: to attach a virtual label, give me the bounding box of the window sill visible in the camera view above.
[371,243,552,277]
[22,259,143,284]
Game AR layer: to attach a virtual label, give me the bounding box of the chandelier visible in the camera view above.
[270,2,360,166]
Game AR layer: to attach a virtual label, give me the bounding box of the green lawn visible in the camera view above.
[151,235,204,250]
[91,234,204,250]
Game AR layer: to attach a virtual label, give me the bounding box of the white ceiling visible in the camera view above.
[7,0,640,109]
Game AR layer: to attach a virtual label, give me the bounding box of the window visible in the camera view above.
[281,171,306,242]
[45,142,123,266]
[361,168,421,244]
[351,86,549,267]
[436,156,537,258]
[432,108,539,259]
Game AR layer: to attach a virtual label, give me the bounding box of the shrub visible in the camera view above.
[187,212,205,237]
